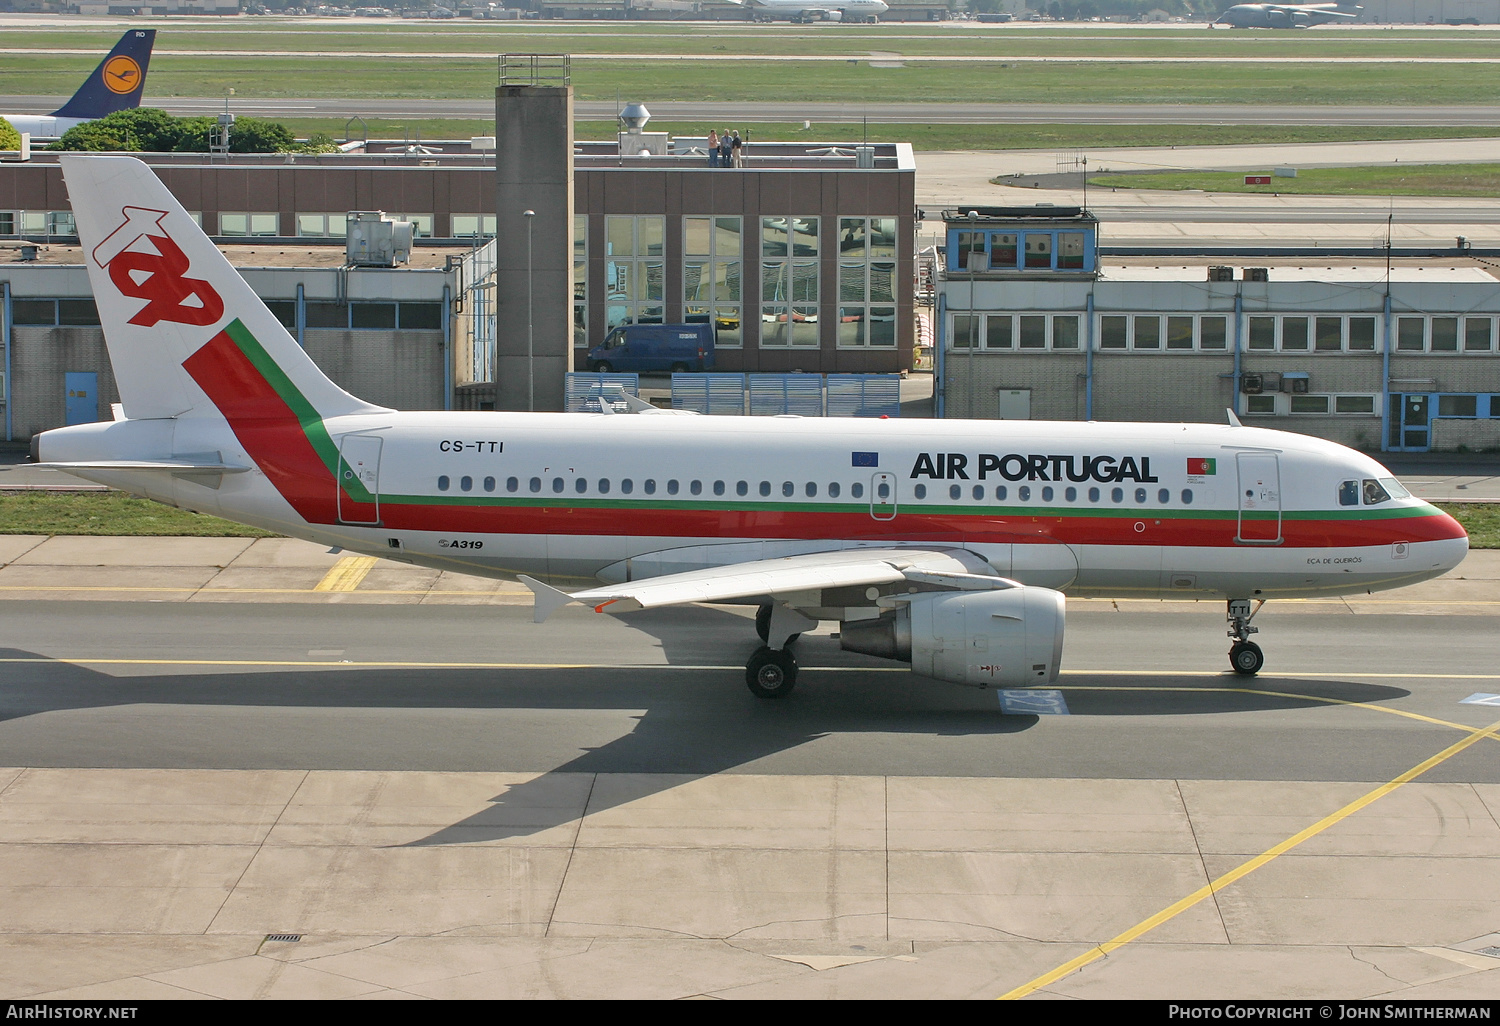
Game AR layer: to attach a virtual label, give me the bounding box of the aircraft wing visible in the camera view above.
[520,546,1006,622]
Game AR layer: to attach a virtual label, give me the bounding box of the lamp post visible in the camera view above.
[523,209,536,412]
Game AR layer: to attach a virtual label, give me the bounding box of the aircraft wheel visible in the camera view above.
[755,603,800,646]
[1229,641,1264,676]
[746,646,798,699]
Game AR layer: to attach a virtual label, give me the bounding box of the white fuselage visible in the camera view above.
[40,410,1468,602]
[0,114,84,143]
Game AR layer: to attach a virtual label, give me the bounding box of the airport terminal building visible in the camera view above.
[936,207,1500,454]
[0,135,916,435]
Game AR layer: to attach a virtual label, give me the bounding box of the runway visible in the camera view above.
[1,536,1498,998]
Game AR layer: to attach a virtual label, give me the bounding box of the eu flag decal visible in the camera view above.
[1187,458,1217,476]
[851,452,879,468]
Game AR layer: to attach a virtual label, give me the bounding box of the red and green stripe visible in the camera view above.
[182,319,1467,549]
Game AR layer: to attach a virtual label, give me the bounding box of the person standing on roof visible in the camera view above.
[718,129,733,169]
[707,129,719,168]
[731,130,744,168]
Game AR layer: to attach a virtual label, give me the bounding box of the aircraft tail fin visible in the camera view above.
[50,30,156,120]
[60,154,387,423]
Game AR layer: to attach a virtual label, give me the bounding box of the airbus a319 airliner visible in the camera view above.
[37,157,1468,697]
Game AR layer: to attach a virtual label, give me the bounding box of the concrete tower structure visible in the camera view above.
[495,55,574,412]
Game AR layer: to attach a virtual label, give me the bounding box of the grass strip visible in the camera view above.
[281,119,1500,153]
[1087,164,1500,197]
[0,491,276,538]
[12,54,1500,106]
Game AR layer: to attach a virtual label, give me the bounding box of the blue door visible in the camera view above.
[64,372,98,426]
[1387,393,1431,452]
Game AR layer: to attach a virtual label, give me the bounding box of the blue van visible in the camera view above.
[586,323,715,374]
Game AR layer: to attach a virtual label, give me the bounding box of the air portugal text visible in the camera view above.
[910,452,1159,484]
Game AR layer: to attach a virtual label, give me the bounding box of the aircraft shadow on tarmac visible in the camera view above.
[0,601,1414,846]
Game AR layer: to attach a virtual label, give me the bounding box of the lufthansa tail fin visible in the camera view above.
[50,30,156,120]
[60,154,387,423]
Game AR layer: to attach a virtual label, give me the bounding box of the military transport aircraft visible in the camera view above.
[1,31,156,143]
[1215,3,1362,27]
[35,156,1467,699]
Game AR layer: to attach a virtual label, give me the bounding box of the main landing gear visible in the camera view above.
[1227,598,1265,676]
[746,602,817,699]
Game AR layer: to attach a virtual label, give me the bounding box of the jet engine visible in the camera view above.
[839,587,1065,688]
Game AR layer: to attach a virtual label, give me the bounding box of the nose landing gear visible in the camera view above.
[1227,598,1265,676]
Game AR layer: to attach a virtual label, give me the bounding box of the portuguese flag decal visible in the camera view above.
[1187,457,1217,476]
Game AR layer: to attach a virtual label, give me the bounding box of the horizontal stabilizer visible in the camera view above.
[37,459,251,473]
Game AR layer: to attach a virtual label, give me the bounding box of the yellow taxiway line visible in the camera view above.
[311,556,380,593]
[999,713,1500,1000]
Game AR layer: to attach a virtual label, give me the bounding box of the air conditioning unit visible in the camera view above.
[1207,265,1233,282]
[1282,372,1310,394]
[1243,267,1269,282]
[1241,373,1263,394]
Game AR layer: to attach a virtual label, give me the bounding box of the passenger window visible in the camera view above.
[760,481,771,497]
[552,478,564,494]
[645,479,657,495]
[805,482,817,498]
[1338,480,1359,506]
[667,480,679,495]
[461,476,473,492]
[713,481,725,496]
[1158,489,1169,504]
[621,479,634,494]
[782,482,794,497]
[1088,487,1100,502]
[877,481,890,500]
[1181,489,1193,504]
[1112,488,1124,503]
[828,482,840,498]
[1064,487,1076,502]
[438,475,450,492]
[975,485,986,501]
[575,478,587,494]
[949,484,962,500]
[1041,486,1053,502]
[852,482,865,499]
[691,481,702,496]
[598,479,611,494]
[737,481,748,496]
[529,477,541,493]
[1362,478,1391,505]
[506,477,518,493]
[1135,488,1147,504]
[483,477,496,493]
[995,486,1007,501]
[1018,485,1030,501]
[914,484,927,499]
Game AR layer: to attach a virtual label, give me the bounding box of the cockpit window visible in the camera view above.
[1381,477,1410,500]
[1362,478,1391,505]
[1338,480,1359,507]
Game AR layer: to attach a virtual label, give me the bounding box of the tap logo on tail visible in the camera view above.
[92,206,224,328]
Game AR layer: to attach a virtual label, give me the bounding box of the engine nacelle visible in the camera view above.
[840,587,1065,687]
